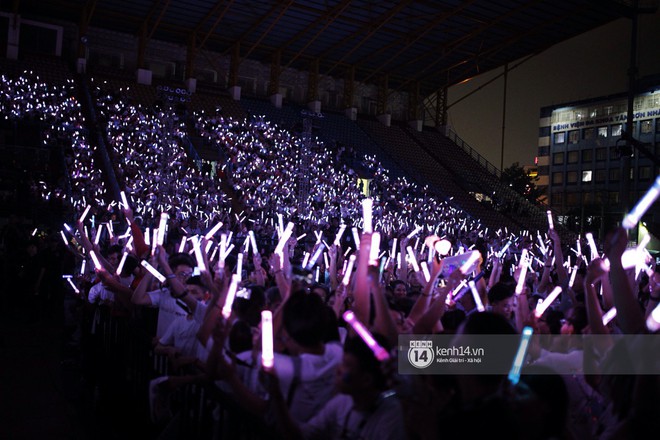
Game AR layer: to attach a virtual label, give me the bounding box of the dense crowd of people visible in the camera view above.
[1,71,660,440]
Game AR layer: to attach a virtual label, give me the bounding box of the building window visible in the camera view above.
[551,192,563,206]
[595,147,607,161]
[583,128,595,140]
[538,146,549,156]
[566,193,579,207]
[582,192,594,204]
[595,169,606,183]
[611,124,623,137]
[610,147,620,161]
[552,172,564,185]
[609,191,619,204]
[567,151,579,164]
[568,130,579,144]
[567,171,578,184]
[598,127,608,138]
[554,132,566,144]
[582,149,593,162]
[582,170,592,182]
[609,168,620,182]
[553,152,564,165]
[640,120,653,134]
[639,166,652,180]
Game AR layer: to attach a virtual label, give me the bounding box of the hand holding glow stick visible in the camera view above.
[274,222,294,257]
[534,286,563,318]
[585,233,599,262]
[333,225,346,246]
[341,255,357,286]
[89,250,103,271]
[342,310,389,361]
[140,260,167,283]
[646,303,660,332]
[406,246,420,272]
[547,210,554,230]
[406,225,423,239]
[66,277,80,294]
[622,175,660,229]
[193,236,207,272]
[261,311,274,370]
[468,280,485,312]
[204,221,223,240]
[419,260,431,283]
[515,257,529,295]
[79,205,91,224]
[602,307,617,326]
[368,233,380,266]
[116,251,128,276]
[222,275,240,319]
[157,213,168,245]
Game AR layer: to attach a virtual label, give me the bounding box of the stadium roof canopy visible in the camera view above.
[14,0,654,95]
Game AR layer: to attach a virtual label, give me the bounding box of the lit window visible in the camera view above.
[598,127,608,138]
[582,171,592,182]
[640,120,652,134]
[611,124,622,137]
[555,132,566,144]
[569,130,579,144]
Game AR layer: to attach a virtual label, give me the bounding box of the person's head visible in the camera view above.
[104,244,123,268]
[487,282,515,320]
[281,290,328,352]
[517,365,569,440]
[185,275,208,302]
[440,309,466,334]
[391,280,408,299]
[310,283,330,301]
[264,286,282,310]
[168,252,195,282]
[560,304,588,335]
[120,254,140,278]
[336,335,390,396]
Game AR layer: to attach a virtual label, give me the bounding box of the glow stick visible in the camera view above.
[361,198,373,233]
[406,225,423,239]
[307,243,326,270]
[301,252,310,269]
[116,251,128,276]
[534,286,562,318]
[576,237,582,257]
[249,231,258,255]
[79,205,91,223]
[151,229,158,256]
[343,247,352,257]
[222,275,240,319]
[323,252,329,270]
[66,277,80,294]
[120,191,130,209]
[342,311,389,361]
[193,236,207,272]
[391,238,398,259]
[333,225,346,245]
[434,239,452,256]
[497,240,512,258]
[602,307,617,326]
[468,280,485,312]
[515,257,529,295]
[145,228,150,246]
[646,303,660,332]
[32,228,37,236]
[508,326,533,385]
[460,251,481,275]
[274,222,294,257]
[351,227,361,250]
[94,227,103,245]
[406,246,420,272]
[140,260,166,283]
[342,255,357,286]
[80,259,86,275]
[314,230,323,244]
[204,221,223,240]
[568,267,578,288]
[585,233,598,261]
[622,175,660,229]
[368,233,380,266]
[178,236,187,253]
[60,231,69,246]
[419,260,431,282]
[296,233,307,241]
[236,253,243,280]
[448,280,468,304]
[157,213,168,245]
[277,214,284,238]
[217,233,227,271]
[261,310,274,370]
[546,210,554,230]
[89,250,103,271]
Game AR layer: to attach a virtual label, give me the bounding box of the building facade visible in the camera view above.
[537,87,660,241]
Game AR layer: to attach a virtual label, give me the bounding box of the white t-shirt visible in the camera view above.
[235,342,344,423]
[148,288,188,338]
[158,315,202,359]
[300,392,406,440]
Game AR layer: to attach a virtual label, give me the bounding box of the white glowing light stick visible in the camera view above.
[274,222,294,257]
[585,233,598,262]
[79,205,91,224]
[116,251,128,276]
[178,236,187,253]
[157,213,168,245]
[333,225,346,246]
[120,191,130,209]
[368,233,380,266]
[568,267,578,288]
[390,238,398,260]
[508,326,533,385]
[534,286,563,318]
[249,231,258,255]
[406,246,420,272]
[576,237,582,257]
[646,303,660,332]
[151,229,158,256]
[94,226,103,245]
[89,250,103,271]
[144,228,150,246]
[342,255,357,286]
[351,227,361,250]
[623,175,660,229]
[301,252,310,269]
[406,225,423,239]
[60,231,69,246]
[342,311,389,361]
[193,236,207,272]
[602,307,617,326]
[361,198,373,233]
[468,280,485,312]
[222,275,240,319]
[204,221,223,240]
[261,310,274,370]
[80,259,86,275]
[236,253,244,280]
[497,240,512,259]
[66,277,80,294]
[547,210,554,230]
[515,257,529,295]
[138,252,166,281]
[419,260,431,283]
[460,251,481,275]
